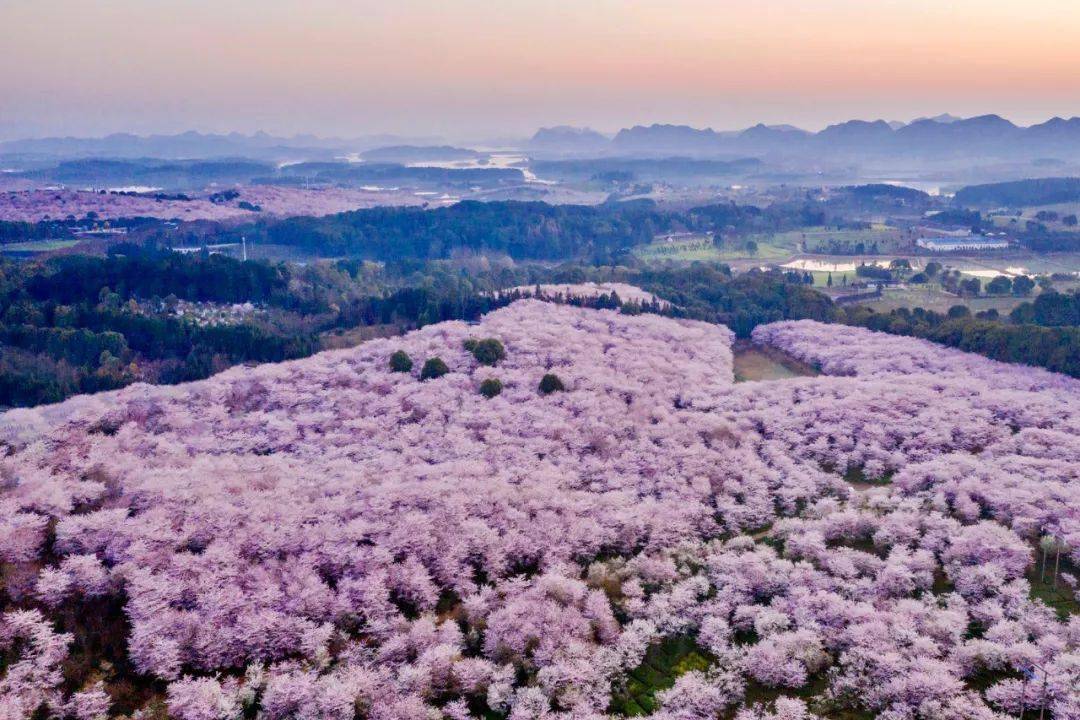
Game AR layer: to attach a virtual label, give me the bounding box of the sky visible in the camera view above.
[2,0,1080,142]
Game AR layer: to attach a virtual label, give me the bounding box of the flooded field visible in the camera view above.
[780,258,893,273]
[732,340,819,382]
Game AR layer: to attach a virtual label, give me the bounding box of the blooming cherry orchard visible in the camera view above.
[0,301,1077,718]
[0,185,430,223]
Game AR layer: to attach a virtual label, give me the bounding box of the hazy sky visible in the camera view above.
[2,0,1080,141]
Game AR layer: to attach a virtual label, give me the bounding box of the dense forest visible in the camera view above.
[0,245,843,407]
[240,200,679,261]
[627,264,837,336]
[10,188,1034,258]
[954,176,1080,206]
[0,217,165,243]
[0,219,78,242]
[0,250,518,407]
[146,199,832,263]
[3,240,1078,407]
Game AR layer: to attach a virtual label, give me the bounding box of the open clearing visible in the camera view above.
[732,340,819,382]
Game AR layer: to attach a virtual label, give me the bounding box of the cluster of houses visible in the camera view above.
[152,299,264,327]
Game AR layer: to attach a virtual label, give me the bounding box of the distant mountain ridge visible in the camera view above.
[544,115,1080,159]
[529,126,610,155]
[911,113,964,125]
[0,131,445,161]
[5,115,1080,163]
[611,124,730,155]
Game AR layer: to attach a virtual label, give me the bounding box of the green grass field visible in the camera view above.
[864,285,1032,314]
[633,237,723,262]
[807,270,859,288]
[0,239,80,253]
[634,235,790,262]
[989,205,1080,234]
[750,226,904,254]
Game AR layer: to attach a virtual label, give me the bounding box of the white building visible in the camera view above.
[916,237,1010,252]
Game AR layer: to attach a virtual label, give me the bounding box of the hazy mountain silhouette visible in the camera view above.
[892,114,1021,151]
[5,115,1080,163]
[816,119,896,150]
[610,124,731,156]
[528,126,610,155]
[737,123,811,153]
[911,113,964,124]
[0,131,443,161]
[576,114,1080,159]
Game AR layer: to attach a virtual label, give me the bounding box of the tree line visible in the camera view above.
[840,300,1080,377]
[2,238,1077,408]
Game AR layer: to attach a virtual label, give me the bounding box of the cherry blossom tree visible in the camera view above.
[0,301,1077,718]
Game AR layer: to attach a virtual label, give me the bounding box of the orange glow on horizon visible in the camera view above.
[1,0,1078,138]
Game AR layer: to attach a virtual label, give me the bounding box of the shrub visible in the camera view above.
[465,338,506,366]
[538,373,565,395]
[389,350,413,373]
[479,378,503,399]
[420,357,449,380]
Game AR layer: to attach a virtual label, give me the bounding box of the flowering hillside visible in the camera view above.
[0,186,429,223]
[752,320,1079,390]
[1,302,1078,720]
